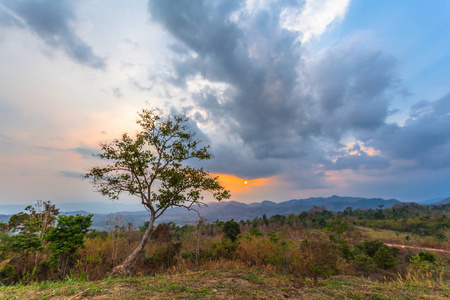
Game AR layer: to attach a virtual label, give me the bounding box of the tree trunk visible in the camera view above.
[111,214,155,276]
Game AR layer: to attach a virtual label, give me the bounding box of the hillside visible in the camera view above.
[0,196,402,229]
[433,197,450,205]
[88,195,401,228]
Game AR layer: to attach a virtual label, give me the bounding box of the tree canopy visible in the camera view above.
[85,109,230,275]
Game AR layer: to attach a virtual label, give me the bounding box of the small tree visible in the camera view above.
[25,200,59,239]
[6,207,50,277]
[85,109,230,275]
[223,219,241,242]
[45,214,93,279]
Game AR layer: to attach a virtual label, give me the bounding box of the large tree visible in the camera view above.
[85,109,230,275]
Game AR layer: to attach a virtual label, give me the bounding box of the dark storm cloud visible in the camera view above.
[0,0,105,69]
[203,143,282,179]
[328,153,390,171]
[366,93,450,169]
[147,0,410,181]
[148,0,307,159]
[305,45,396,140]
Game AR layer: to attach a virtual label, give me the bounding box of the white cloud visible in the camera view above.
[281,0,350,42]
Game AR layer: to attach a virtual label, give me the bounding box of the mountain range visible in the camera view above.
[1,195,449,230]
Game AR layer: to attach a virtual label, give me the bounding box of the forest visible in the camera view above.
[0,201,449,287]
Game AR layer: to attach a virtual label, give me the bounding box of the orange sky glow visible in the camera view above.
[211,173,274,193]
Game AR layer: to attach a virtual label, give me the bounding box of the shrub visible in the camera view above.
[0,264,18,286]
[45,214,93,279]
[349,240,400,273]
[248,227,263,237]
[146,242,182,269]
[374,246,398,270]
[289,239,341,279]
[409,251,448,279]
[212,240,238,259]
[352,251,376,275]
[223,220,241,242]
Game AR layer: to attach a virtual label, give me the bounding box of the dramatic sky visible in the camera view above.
[1,0,449,206]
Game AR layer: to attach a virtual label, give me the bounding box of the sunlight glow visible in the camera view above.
[212,173,272,193]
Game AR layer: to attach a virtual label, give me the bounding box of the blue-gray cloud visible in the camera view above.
[0,0,105,69]
[71,146,100,158]
[366,93,450,170]
[59,170,82,179]
[148,0,398,181]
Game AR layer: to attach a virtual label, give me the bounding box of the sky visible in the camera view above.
[0,0,449,207]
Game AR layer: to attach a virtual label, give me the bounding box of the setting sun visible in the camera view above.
[211,173,274,194]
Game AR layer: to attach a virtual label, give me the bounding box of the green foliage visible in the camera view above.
[415,251,437,263]
[0,222,8,232]
[374,246,398,270]
[410,251,447,278]
[8,233,43,253]
[248,227,263,237]
[0,196,448,284]
[146,242,182,268]
[352,251,376,274]
[222,219,241,242]
[8,212,30,233]
[363,240,385,257]
[0,232,10,260]
[45,214,93,279]
[85,109,230,210]
[86,229,108,240]
[85,109,230,273]
[0,264,18,286]
[24,200,59,238]
[212,240,238,259]
[356,240,399,270]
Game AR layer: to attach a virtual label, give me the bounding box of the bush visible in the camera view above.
[146,242,182,269]
[409,251,447,279]
[249,227,263,237]
[352,240,399,271]
[0,264,18,286]
[223,220,241,242]
[290,240,341,279]
[212,240,238,259]
[352,252,376,275]
[374,246,398,270]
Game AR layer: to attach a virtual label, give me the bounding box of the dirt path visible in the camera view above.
[384,243,450,254]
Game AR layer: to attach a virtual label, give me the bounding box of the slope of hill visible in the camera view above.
[433,197,450,205]
[419,197,447,205]
[88,195,401,229]
[0,196,401,229]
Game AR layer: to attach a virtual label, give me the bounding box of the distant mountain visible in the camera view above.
[432,197,450,205]
[419,197,447,205]
[0,201,146,215]
[89,195,401,229]
[0,196,402,230]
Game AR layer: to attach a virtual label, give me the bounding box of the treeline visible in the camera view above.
[0,201,93,285]
[239,202,450,240]
[0,201,449,286]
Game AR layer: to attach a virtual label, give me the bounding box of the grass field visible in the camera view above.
[1,269,449,300]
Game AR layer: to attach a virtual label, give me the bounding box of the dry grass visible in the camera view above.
[1,268,449,300]
[356,226,450,250]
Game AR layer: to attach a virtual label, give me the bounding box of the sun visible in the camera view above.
[244,181,248,185]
